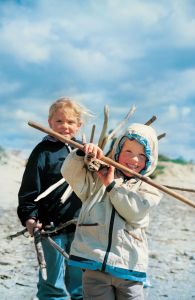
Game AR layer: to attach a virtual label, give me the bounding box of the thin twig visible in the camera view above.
[144,115,157,126]
[163,185,195,193]
[98,106,109,148]
[41,219,78,235]
[106,105,136,142]
[46,236,69,259]
[90,124,96,143]
[158,133,166,140]
[82,133,86,144]
[7,228,28,240]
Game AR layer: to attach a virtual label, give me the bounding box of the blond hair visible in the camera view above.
[48,97,93,124]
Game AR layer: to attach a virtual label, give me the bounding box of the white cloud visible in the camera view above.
[167,105,178,119]
[14,109,39,122]
[166,105,191,121]
[181,106,191,117]
[0,0,195,161]
[131,68,195,108]
[0,80,21,95]
[168,1,195,47]
[0,19,53,63]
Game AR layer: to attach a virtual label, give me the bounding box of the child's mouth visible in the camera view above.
[126,164,139,170]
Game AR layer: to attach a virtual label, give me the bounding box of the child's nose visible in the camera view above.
[61,122,69,128]
[131,155,139,162]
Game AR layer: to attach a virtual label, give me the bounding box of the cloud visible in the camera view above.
[0,79,21,95]
[167,105,178,119]
[0,19,53,63]
[165,104,191,120]
[121,68,195,109]
[168,1,195,47]
[0,0,195,161]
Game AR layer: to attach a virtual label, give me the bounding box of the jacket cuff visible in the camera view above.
[76,149,85,156]
[106,180,116,192]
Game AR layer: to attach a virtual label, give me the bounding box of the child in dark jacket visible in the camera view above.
[17,97,91,300]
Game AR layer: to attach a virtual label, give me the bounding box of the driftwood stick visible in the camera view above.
[41,219,78,236]
[7,219,78,240]
[98,106,109,148]
[90,124,96,143]
[158,133,166,140]
[7,228,28,240]
[101,136,109,150]
[106,105,136,142]
[46,236,69,260]
[82,133,86,144]
[34,228,47,280]
[28,121,195,209]
[144,115,157,126]
[163,185,195,193]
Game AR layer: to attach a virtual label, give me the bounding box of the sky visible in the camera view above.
[0,0,195,162]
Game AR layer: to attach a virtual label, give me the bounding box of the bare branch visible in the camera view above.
[98,105,109,148]
[90,124,96,143]
[107,105,136,142]
[28,120,195,209]
[145,115,157,126]
[163,185,195,193]
[158,133,166,140]
[82,133,87,144]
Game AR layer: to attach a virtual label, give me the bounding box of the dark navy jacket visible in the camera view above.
[17,136,82,232]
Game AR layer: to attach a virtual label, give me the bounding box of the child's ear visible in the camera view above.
[48,118,52,128]
[77,121,82,128]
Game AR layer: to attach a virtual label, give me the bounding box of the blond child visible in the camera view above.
[61,123,162,300]
[18,97,91,300]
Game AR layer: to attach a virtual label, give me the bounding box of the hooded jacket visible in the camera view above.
[17,136,82,231]
[61,123,162,281]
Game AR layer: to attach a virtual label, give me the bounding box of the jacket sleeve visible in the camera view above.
[17,147,45,226]
[61,150,98,202]
[108,180,162,224]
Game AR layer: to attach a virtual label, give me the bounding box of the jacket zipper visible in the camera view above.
[101,207,115,272]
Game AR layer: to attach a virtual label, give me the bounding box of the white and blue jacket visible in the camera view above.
[61,123,162,282]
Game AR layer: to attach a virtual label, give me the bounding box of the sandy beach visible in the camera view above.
[0,151,195,300]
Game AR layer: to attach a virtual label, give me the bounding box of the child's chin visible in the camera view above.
[59,132,71,138]
[122,171,133,178]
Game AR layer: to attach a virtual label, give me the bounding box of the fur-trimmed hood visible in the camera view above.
[110,123,158,177]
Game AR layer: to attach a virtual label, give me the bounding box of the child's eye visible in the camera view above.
[138,154,146,161]
[126,150,132,154]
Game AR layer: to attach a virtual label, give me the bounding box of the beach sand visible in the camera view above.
[0,152,195,300]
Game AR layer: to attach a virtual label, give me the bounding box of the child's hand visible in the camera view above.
[97,165,115,187]
[25,219,42,237]
[83,143,103,160]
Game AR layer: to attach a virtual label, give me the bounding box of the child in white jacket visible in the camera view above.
[61,123,162,300]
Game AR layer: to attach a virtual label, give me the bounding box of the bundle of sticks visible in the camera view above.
[28,105,195,209]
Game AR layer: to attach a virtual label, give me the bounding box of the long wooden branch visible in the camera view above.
[28,121,195,209]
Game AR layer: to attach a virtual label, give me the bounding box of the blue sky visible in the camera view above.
[0,0,195,162]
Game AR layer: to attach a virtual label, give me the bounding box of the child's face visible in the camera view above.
[118,139,146,177]
[48,108,81,139]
